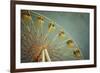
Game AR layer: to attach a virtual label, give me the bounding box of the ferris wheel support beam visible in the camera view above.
[42,50,45,62]
[44,49,51,62]
[41,49,51,62]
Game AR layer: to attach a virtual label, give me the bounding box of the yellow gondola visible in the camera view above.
[66,39,75,48]
[21,10,32,24]
[48,22,55,32]
[58,31,65,40]
[73,48,81,59]
[36,16,44,27]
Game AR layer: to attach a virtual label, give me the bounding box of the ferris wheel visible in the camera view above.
[21,10,84,62]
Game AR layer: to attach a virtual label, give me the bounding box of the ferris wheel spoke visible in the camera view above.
[48,49,64,60]
[21,20,34,40]
[21,33,33,47]
[49,33,58,46]
[31,21,37,35]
